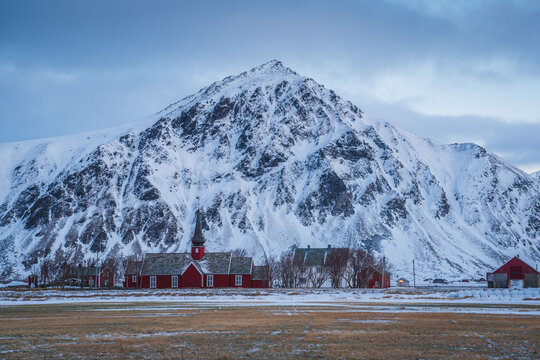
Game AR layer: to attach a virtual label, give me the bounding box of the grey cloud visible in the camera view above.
[0,0,538,172]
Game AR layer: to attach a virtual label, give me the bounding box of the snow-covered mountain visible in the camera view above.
[1,60,539,280]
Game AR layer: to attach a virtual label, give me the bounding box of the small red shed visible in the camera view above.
[366,268,391,289]
[251,266,271,288]
[487,256,539,288]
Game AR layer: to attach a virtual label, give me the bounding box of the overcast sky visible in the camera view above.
[1,0,539,173]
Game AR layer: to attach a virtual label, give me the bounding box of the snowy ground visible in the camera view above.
[0,287,538,314]
[0,281,26,288]
[1,288,538,359]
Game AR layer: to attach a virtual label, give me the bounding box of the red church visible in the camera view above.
[124,210,271,289]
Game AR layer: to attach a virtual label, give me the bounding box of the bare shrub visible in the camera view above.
[325,248,349,288]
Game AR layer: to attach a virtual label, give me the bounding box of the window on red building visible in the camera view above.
[235,275,242,286]
[207,275,214,287]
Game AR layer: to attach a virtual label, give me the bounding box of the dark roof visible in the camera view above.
[252,266,269,280]
[141,253,191,276]
[229,257,253,274]
[199,252,232,274]
[293,246,349,266]
[76,266,102,276]
[142,252,234,275]
[125,261,143,275]
[191,209,205,246]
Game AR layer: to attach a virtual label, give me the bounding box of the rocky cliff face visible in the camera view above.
[1,60,539,279]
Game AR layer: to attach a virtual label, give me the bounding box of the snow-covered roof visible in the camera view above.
[229,257,252,274]
[141,253,191,276]
[293,246,349,266]
[198,252,232,274]
[141,252,239,275]
[252,266,269,280]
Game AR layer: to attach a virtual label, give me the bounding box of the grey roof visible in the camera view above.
[141,252,262,276]
[252,266,269,280]
[293,247,349,266]
[77,266,111,277]
[191,209,205,246]
[142,252,234,275]
[141,253,192,276]
[125,261,143,275]
[199,252,232,274]
[229,257,253,274]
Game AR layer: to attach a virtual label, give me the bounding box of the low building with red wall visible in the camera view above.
[77,265,114,287]
[365,268,391,289]
[124,209,271,289]
[487,256,539,288]
[251,266,272,288]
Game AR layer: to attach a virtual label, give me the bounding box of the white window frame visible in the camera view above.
[235,275,242,286]
[171,275,178,288]
[132,275,137,283]
[207,274,214,288]
[150,276,157,288]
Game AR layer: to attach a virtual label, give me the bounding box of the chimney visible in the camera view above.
[328,245,331,249]
[307,245,310,249]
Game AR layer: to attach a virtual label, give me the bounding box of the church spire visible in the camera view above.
[191,209,205,247]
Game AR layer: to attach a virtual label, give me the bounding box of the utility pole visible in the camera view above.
[382,256,386,289]
[413,259,416,288]
[99,237,102,288]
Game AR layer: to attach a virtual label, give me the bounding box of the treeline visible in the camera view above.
[267,248,389,288]
[30,246,141,288]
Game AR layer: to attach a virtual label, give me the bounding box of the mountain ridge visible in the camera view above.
[1,61,538,280]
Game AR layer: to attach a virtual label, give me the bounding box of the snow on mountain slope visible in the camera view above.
[1,60,539,279]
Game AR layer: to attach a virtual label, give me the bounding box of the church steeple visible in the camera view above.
[191,209,205,260]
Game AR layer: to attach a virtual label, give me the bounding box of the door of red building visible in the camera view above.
[181,263,203,288]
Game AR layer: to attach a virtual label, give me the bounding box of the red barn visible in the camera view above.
[487,256,539,288]
[124,209,271,289]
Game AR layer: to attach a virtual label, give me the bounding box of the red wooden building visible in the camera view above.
[366,268,391,289]
[124,210,271,289]
[487,256,539,288]
[75,265,115,287]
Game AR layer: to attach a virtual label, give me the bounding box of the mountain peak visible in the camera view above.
[246,59,298,77]
[157,60,304,118]
[252,59,284,71]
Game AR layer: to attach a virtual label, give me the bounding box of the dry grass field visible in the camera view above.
[0,302,538,359]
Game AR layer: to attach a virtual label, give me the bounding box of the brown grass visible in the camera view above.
[0,302,538,359]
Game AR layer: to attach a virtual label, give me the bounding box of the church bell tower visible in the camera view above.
[191,209,205,260]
